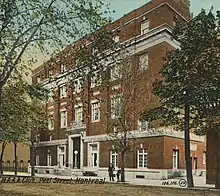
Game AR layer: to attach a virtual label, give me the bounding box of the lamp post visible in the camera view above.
[74,150,78,169]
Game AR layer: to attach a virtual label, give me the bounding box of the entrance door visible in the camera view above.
[72,137,80,169]
[193,157,198,171]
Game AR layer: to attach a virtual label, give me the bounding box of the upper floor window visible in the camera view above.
[37,76,41,83]
[139,53,149,71]
[48,70,53,77]
[111,95,123,119]
[48,114,54,130]
[60,110,67,128]
[138,149,148,168]
[72,78,83,94]
[90,71,101,88]
[60,85,67,99]
[138,119,148,132]
[113,35,120,43]
[75,105,83,123]
[60,64,67,73]
[91,101,100,122]
[110,64,122,81]
[141,20,149,35]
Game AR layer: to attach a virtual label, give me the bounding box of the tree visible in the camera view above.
[143,9,220,188]
[0,79,48,175]
[0,0,112,104]
[0,81,29,175]
[105,55,151,182]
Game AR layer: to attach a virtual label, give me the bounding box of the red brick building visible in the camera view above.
[32,0,206,180]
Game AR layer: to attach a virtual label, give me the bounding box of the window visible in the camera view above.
[141,20,149,35]
[173,16,178,26]
[60,110,67,128]
[36,154,39,166]
[113,35,120,43]
[138,119,148,132]
[90,71,101,88]
[48,70,53,77]
[48,114,54,130]
[37,76,41,83]
[110,64,122,81]
[91,101,100,122]
[60,85,67,98]
[110,150,118,167]
[20,160,23,169]
[47,152,52,166]
[7,161,10,168]
[75,105,83,123]
[139,53,149,71]
[111,95,123,119]
[203,151,206,164]
[58,146,65,167]
[89,143,98,167]
[173,149,179,169]
[48,90,54,102]
[72,79,83,94]
[60,64,66,73]
[138,149,148,168]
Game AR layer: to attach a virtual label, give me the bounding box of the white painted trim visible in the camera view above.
[60,102,67,106]
[83,128,205,143]
[87,142,100,168]
[34,139,67,147]
[57,144,66,167]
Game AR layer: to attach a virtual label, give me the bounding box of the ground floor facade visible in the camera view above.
[33,129,206,180]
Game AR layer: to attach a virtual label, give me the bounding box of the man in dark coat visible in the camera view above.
[108,163,115,181]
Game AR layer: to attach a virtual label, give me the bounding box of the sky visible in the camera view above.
[107,0,220,20]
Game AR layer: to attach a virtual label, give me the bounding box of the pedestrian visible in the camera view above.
[116,168,121,182]
[108,163,115,181]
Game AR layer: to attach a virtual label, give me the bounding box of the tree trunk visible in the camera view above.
[14,142,17,176]
[184,102,194,187]
[215,130,220,189]
[120,150,125,182]
[0,141,7,175]
[30,141,35,176]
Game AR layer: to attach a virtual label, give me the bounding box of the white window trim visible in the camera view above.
[87,142,99,168]
[111,95,123,119]
[203,151,206,165]
[172,149,179,169]
[110,150,118,167]
[57,145,66,167]
[138,119,148,132]
[60,110,67,128]
[35,154,39,166]
[60,85,67,99]
[110,64,122,81]
[137,149,148,168]
[72,78,83,94]
[47,153,52,166]
[139,53,149,71]
[90,71,101,88]
[48,114,54,130]
[91,101,100,122]
[74,104,83,124]
[141,20,149,35]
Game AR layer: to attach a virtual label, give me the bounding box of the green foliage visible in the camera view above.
[144,9,220,134]
[0,0,112,90]
[0,80,47,144]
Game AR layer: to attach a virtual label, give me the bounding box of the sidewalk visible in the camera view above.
[33,173,214,189]
[2,172,215,189]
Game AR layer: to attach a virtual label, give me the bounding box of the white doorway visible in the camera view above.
[57,145,66,167]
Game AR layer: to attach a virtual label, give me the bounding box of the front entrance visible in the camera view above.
[72,137,80,169]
